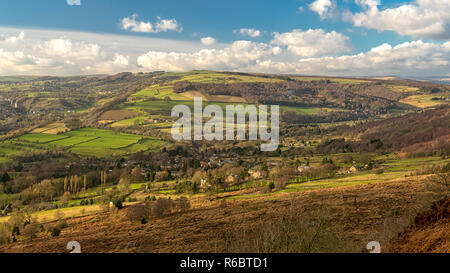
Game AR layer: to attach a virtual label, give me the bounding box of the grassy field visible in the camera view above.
[230,155,448,199]
[292,76,370,84]
[6,128,166,158]
[400,94,448,108]
[32,122,68,134]
[129,71,283,102]
[385,85,420,93]
[0,205,103,224]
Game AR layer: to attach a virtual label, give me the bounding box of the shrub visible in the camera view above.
[114,200,123,210]
[152,198,173,218]
[55,219,67,230]
[22,222,39,241]
[51,227,61,237]
[126,204,150,222]
[0,224,11,245]
[175,196,191,212]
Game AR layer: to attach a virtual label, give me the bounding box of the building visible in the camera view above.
[349,165,363,173]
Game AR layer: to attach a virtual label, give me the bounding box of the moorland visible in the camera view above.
[0,71,448,253]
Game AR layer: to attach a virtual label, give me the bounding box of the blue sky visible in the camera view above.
[0,0,448,76]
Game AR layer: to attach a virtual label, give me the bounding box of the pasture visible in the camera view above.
[6,128,166,158]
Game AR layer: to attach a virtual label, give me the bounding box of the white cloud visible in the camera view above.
[66,0,81,6]
[3,31,24,44]
[271,29,352,57]
[251,40,450,77]
[0,27,448,77]
[235,28,261,38]
[137,39,449,77]
[350,0,450,39]
[137,41,281,71]
[120,14,182,33]
[0,49,56,74]
[309,0,335,19]
[38,39,101,59]
[0,27,215,76]
[201,37,217,46]
[83,53,130,74]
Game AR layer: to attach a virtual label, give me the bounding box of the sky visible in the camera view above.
[0,0,449,77]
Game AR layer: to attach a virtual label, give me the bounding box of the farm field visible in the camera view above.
[400,94,448,108]
[5,128,166,158]
[32,123,68,134]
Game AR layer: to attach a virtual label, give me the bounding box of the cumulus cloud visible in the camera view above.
[66,0,81,6]
[0,49,56,74]
[3,31,24,44]
[350,0,450,39]
[83,53,130,74]
[251,40,450,77]
[37,39,100,59]
[200,37,217,46]
[120,14,182,33]
[0,29,137,75]
[0,27,448,77]
[234,28,261,38]
[137,41,281,71]
[271,29,352,57]
[309,0,335,19]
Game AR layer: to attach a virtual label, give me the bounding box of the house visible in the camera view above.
[349,165,363,173]
[297,166,311,173]
[226,175,238,184]
[200,178,208,188]
[249,169,263,179]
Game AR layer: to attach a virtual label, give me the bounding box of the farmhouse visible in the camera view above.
[297,166,311,173]
[349,165,363,173]
[249,169,264,179]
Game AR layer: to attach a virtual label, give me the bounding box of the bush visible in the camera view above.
[114,200,123,210]
[22,222,39,241]
[51,227,61,237]
[152,198,173,218]
[0,224,11,245]
[55,219,67,230]
[126,204,150,222]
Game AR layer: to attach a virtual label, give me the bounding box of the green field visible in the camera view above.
[5,128,166,158]
[400,94,448,108]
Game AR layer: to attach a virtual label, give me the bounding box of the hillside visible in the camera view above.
[0,71,449,253]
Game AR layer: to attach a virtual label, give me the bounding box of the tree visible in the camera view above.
[153,198,173,218]
[63,176,68,192]
[8,211,25,236]
[131,167,144,183]
[118,173,131,193]
[61,191,71,206]
[155,170,170,182]
[0,172,10,183]
[22,220,39,241]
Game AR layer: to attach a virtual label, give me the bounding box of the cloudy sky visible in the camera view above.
[0,0,449,77]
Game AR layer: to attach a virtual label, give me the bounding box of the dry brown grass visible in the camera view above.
[0,175,442,253]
